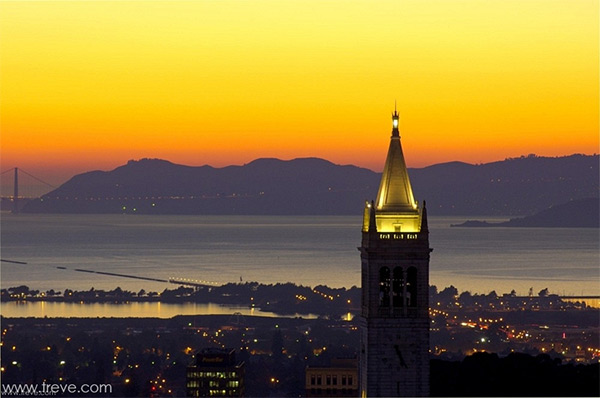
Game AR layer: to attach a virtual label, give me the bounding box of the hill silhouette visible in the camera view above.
[23,154,599,216]
[451,198,599,228]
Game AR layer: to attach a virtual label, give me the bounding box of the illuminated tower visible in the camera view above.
[359,110,431,397]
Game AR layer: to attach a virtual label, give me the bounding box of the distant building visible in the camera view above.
[359,110,431,397]
[186,348,245,397]
[305,358,359,397]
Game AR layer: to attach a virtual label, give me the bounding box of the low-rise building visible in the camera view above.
[186,348,245,397]
[305,358,358,397]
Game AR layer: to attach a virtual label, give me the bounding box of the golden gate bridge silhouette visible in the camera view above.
[0,167,222,288]
[0,167,56,214]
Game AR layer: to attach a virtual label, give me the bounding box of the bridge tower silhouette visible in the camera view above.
[1,167,55,213]
[13,168,18,213]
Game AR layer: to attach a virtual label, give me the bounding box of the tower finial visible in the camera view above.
[369,200,377,233]
[421,200,429,232]
[392,103,399,136]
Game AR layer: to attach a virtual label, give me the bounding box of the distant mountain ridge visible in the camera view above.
[451,198,599,228]
[23,154,599,216]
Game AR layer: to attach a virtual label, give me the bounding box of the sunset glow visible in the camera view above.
[1,0,598,189]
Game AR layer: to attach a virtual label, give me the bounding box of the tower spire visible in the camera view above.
[375,108,417,217]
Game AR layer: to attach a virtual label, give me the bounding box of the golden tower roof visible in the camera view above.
[363,109,422,233]
[375,110,418,213]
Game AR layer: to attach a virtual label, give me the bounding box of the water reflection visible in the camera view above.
[0,301,318,319]
[562,298,600,309]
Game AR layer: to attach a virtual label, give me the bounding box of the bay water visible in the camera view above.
[1,213,598,317]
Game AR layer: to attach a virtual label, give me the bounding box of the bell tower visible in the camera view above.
[359,109,431,397]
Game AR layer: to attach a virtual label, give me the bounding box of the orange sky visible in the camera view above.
[1,0,598,192]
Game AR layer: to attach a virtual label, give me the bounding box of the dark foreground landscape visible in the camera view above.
[1,315,597,397]
[2,283,598,396]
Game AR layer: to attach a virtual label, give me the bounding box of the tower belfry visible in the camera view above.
[359,110,431,397]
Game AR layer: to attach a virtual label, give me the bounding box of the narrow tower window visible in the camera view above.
[392,267,404,307]
[407,267,417,307]
[379,267,391,307]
